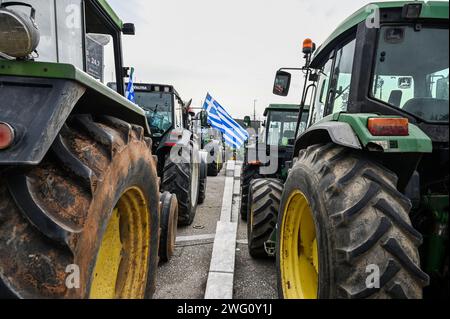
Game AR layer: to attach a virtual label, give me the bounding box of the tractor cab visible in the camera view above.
[0,0,135,96]
[274,1,449,191]
[264,104,309,147]
[134,85,182,138]
[261,104,309,177]
[111,83,191,146]
[193,110,225,176]
[241,103,310,222]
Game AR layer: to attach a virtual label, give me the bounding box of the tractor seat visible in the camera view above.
[283,130,295,139]
[281,130,296,146]
[388,90,403,107]
[403,98,449,121]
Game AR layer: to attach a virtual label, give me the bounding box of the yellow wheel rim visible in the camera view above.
[89,187,151,299]
[279,190,319,299]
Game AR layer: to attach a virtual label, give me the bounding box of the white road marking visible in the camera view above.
[176,234,216,243]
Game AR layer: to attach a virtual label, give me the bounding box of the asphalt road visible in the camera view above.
[154,168,277,299]
[234,220,277,299]
[154,172,225,299]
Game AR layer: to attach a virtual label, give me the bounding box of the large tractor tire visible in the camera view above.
[240,164,262,221]
[161,143,200,226]
[0,114,160,299]
[247,179,283,258]
[159,192,178,263]
[207,160,220,177]
[276,143,429,299]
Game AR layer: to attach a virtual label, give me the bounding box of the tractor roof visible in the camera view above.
[132,83,182,98]
[264,104,302,116]
[95,0,123,30]
[312,1,449,65]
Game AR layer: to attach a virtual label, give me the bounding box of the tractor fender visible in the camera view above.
[158,128,192,151]
[0,76,86,165]
[0,74,152,166]
[294,121,362,157]
[156,128,195,173]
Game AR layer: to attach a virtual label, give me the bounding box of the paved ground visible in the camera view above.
[154,172,225,299]
[155,168,277,299]
[233,219,278,299]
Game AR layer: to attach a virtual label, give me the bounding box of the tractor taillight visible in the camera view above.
[367,118,409,136]
[0,122,15,150]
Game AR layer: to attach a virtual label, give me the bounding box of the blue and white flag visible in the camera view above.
[125,67,136,103]
[203,93,249,148]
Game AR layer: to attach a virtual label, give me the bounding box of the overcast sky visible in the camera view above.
[108,0,443,120]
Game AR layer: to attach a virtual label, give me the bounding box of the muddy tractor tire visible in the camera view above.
[158,192,179,263]
[161,143,200,226]
[276,143,429,299]
[0,114,160,299]
[247,179,283,258]
[240,164,262,221]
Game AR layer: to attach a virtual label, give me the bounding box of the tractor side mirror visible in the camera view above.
[122,23,136,35]
[243,116,251,128]
[262,120,266,127]
[273,71,291,96]
[200,110,209,127]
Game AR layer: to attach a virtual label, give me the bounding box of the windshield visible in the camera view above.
[371,26,449,122]
[267,110,298,146]
[135,92,174,137]
[203,128,222,143]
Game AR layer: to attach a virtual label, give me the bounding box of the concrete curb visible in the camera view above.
[204,161,240,299]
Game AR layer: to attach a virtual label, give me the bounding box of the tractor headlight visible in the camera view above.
[0,3,40,58]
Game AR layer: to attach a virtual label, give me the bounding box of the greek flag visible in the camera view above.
[203,93,249,148]
[125,67,136,103]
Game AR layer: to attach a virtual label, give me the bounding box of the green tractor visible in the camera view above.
[256,1,448,299]
[122,83,206,224]
[240,105,309,218]
[0,0,170,299]
[242,104,309,258]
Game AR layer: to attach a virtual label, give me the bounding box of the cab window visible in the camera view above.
[3,0,83,69]
[267,111,298,146]
[56,0,84,69]
[136,92,173,137]
[174,96,184,129]
[328,39,356,114]
[310,56,333,125]
[371,26,449,122]
[84,1,119,87]
[85,33,116,85]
